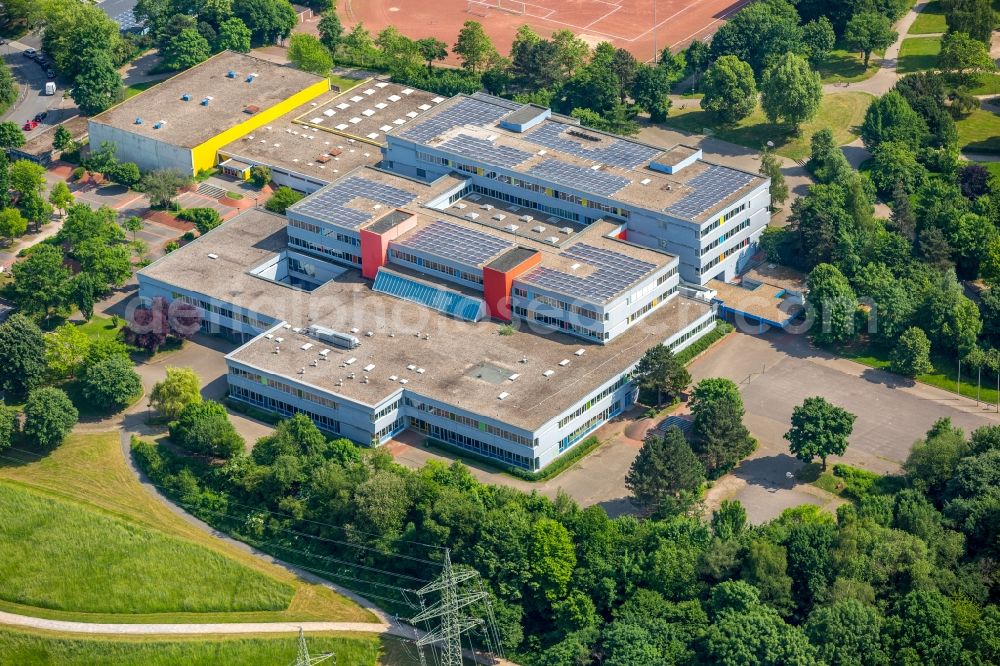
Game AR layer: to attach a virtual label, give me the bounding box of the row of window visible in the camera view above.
[558,374,630,428]
[411,417,532,469]
[374,398,401,421]
[405,398,534,447]
[700,219,751,256]
[288,235,362,265]
[519,290,601,321]
[627,284,678,324]
[513,306,607,340]
[230,385,341,433]
[701,202,748,237]
[230,366,340,410]
[550,187,629,219]
[375,417,405,444]
[170,293,272,330]
[471,183,580,222]
[559,401,620,452]
[389,249,483,285]
[670,316,717,349]
[699,237,751,274]
[288,219,360,247]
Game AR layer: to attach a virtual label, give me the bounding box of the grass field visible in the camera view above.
[909,0,947,34]
[897,36,941,74]
[662,92,873,161]
[966,73,1000,95]
[957,108,1000,153]
[0,432,372,624]
[0,628,390,666]
[330,74,362,92]
[817,47,879,84]
[0,482,294,614]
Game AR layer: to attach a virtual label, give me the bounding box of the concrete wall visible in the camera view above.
[89,121,194,174]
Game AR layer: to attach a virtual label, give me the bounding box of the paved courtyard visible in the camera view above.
[692,330,1000,522]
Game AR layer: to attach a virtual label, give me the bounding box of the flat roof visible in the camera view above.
[487,247,538,272]
[218,81,443,183]
[90,51,327,148]
[393,94,766,222]
[140,208,710,430]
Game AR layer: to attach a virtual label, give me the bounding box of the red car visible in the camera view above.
[22,120,38,131]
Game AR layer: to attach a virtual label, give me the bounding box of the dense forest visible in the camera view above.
[135,412,1000,665]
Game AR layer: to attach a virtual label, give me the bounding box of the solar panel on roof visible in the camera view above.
[526,122,660,169]
[532,159,629,197]
[663,165,756,220]
[399,97,510,143]
[395,220,512,266]
[438,134,533,169]
[519,243,658,303]
[291,175,417,229]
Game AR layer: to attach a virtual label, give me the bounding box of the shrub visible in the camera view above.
[177,207,222,234]
[264,186,303,214]
[169,400,244,458]
[71,166,85,181]
[106,162,141,188]
[249,164,271,187]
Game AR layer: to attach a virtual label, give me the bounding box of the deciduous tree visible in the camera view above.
[453,20,497,73]
[150,367,202,421]
[233,0,297,44]
[0,313,46,399]
[169,400,244,457]
[80,354,142,412]
[0,121,25,150]
[317,8,343,52]
[22,386,77,449]
[806,263,858,344]
[288,33,333,75]
[633,344,690,407]
[71,48,123,116]
[784,396,856,470]
[760,52,822,132]
[700,55,757,125]
[844,12,897,68]
[215,17,251,52]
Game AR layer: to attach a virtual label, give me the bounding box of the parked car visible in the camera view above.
[45,69,55,79]
[22,47,35,57]
[22,120,38,131]
[32,112,47,122]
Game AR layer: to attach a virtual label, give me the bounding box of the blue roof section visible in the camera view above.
[438,133,533,169]
[373,269,486,322]
[530,159,630,197]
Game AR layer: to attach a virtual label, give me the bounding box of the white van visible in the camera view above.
[44,82,55,95]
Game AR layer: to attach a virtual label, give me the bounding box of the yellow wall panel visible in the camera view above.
[189,78,331,173]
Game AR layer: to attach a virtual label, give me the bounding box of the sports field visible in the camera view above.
[340,0,751,62]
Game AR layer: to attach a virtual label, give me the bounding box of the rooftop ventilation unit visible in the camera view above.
[307,324,360,349]
[227,70,236,78]
[560,227,573,234]
[559,359,570,366]
[153,120,166,129]
[531,226,545,233]
[134,117,143,124]
[400,378,409,384]
[181,93,191,101]
[300,343,313,351]
[416,368,425,374]
[201,96,213,106]
[574,348,586,356]
[207,253,218,260]
[546,236,559,244]
[505,224,519,232]
[508,373,520,381]
[520,215,533,222]
[498,392,509,400]
[363,363,376,372]
[246,73,258,83]
[543,370,555,377]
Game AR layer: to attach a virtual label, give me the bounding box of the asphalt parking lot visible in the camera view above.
[692,329,1000,522]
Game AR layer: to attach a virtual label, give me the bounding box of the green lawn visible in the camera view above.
[73,314,124,345]
[0,481,294,614]
[957,108,1000,153]
[124,80,162,99]
[897,36,942,74]
[909,0,947,34]
[978,162,1000,180]
[0,628,388,666]
[962,72,1000,95]
[0,432,372,624]
[330,74,362,92]
[661,92,873,161]
[817,47,879,84]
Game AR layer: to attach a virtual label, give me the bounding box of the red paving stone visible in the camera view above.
[143,210,195,231]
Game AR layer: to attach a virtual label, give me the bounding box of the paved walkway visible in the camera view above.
[0,612,401,637]
[822,0,931,97]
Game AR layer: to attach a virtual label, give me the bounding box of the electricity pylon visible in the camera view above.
[291,627,336,666]
[411,550,488,666]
